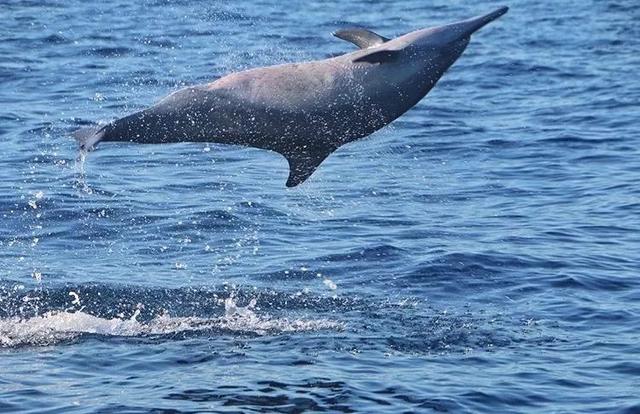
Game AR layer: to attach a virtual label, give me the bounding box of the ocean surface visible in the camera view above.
[1,0,639,412]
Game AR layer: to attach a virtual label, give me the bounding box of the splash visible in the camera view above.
[0,295,343,348]
[73,148,93,194]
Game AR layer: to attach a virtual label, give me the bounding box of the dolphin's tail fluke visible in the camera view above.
[72,125,107,151]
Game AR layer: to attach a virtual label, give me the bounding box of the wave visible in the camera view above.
[0,291,342,348]
[0,280,528,354]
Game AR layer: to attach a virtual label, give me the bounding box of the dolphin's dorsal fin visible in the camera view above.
[283,148,333,187]
[333,28,389,49]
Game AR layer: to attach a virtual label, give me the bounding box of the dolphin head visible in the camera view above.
[404,7,509,50]
[405,7,508,73]
[357,7,508,90]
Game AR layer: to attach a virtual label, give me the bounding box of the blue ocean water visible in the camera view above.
[1,0,639,412]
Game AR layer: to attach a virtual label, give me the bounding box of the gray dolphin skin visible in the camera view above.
[74,7,508,187]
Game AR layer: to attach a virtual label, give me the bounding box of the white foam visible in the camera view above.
[74,149,93,194]
[0,297,343,348]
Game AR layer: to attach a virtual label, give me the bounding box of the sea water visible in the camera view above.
[1,0,638,412]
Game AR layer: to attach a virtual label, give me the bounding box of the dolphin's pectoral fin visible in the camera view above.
[333,28,389,49]
[283,149,333,188]
[353,50,401,64]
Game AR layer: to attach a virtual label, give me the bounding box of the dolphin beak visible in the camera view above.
[452,6,509,40]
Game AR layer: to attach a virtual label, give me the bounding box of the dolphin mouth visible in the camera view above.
[455,6,509,40]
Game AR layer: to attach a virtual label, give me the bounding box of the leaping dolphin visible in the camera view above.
[74,7,508,187]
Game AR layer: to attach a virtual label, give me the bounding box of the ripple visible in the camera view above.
[318,244,407,263]
[41,34,71,44]
[83,47,136,58]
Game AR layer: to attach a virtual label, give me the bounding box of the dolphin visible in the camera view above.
[74,7,508,187]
